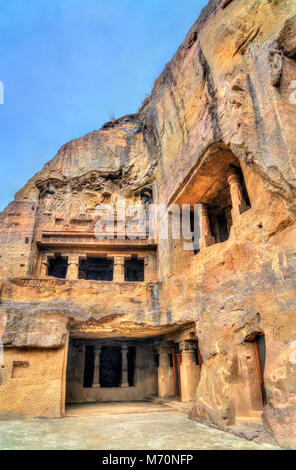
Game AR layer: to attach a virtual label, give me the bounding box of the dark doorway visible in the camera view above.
[209,210,230,244]
[172,345,181,398]
[254,334,267,405]
[48,255,68,279]
[83,345,95,388]
[124,257,144,282]
[215,212,229,243]
[127,347,136,387]
[79,257,114,281]
[100,346,122,387]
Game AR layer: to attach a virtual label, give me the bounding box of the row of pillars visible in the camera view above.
[92,344,130,388]
[41,255,150,281]
[158,340,200,403]
[200,170,249,249]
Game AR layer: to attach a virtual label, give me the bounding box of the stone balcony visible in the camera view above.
[0,276,168,341]
[0,276,188,348]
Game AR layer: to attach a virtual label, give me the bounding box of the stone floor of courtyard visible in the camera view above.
[0,402,279,450]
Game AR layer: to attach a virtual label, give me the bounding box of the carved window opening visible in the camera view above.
[127,346,136,387]
[48,254,68,279]
[124,256,144,282]
[99,346,122,388]
[205,166,251,247]
[11,361,29,379]
[79,257,114,281]
[83,345,95,388]
[172,145,252,252]
[208,206,232,244]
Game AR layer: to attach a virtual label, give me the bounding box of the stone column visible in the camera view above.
[40,257,49,277]
[92,345,102,388]
[113,256,125,282]
[200,205,215,249]
[144,258,149,281]
[66,255,79,280]
[157,343,174,398]
[227,171,248,221]
[121,344,129,387]
[179,340,200,403]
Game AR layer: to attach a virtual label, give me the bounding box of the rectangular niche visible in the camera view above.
[11,361,29,378]
[48,255,68,279]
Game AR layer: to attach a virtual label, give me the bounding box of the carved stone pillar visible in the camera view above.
[179,340,200,403]
[157,343,174,398]
[227,172,248,221]
[143,258,149,281]
[113,256,125,282]
[200,205,215,249]
[92,345,102,388]
[40,258,49,277]
[121,344,129,387]
[66,255,79,280]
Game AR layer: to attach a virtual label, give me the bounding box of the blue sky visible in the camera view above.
[0,0,207,211]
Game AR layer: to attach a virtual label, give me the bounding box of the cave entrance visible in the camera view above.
[66,338,158,405]
[78,257,114,281]
[48,254,68,279]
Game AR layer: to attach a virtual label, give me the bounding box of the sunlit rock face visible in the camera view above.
[1,0,296,448]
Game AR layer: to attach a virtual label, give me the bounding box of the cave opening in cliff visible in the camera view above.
[171,144,252,251]
[124,256,144,282]
[206,166,251,245]
[78,256,114,281]
[47,254,68,279]
[66,338,159,404]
